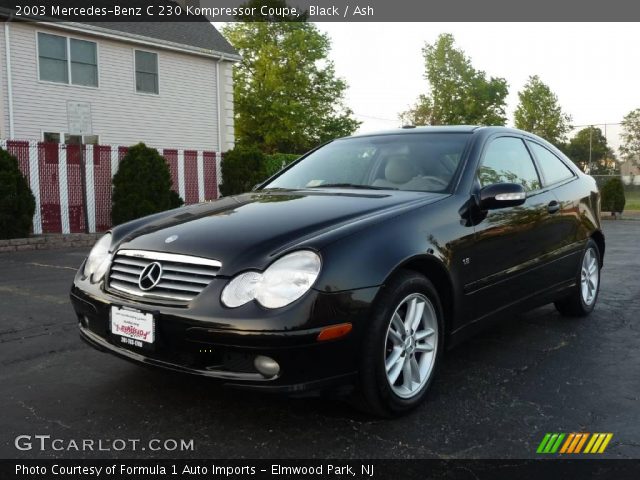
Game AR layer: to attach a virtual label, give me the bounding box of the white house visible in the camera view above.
[0,10,239,151]
[621,158,640,185]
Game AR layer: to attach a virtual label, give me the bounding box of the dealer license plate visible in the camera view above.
[110,306,155,350]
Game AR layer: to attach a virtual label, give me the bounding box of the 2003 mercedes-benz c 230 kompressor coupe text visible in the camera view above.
[71,126,605,416]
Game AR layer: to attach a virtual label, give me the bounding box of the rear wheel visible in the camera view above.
[355,270,443,417]
[555,239,601,317]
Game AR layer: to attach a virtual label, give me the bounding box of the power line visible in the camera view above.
[353,113,398,123]
[571,122,622,128]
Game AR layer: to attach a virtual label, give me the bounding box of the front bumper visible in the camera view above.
[70,280,379,395]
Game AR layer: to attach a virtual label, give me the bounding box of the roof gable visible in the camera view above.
[0,0,238,57]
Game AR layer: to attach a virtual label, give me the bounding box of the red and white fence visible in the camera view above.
[1,140,222,235]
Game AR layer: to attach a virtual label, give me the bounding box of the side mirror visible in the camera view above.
[478,183,526,210]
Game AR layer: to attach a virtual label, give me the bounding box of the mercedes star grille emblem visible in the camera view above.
[138,262,163,291]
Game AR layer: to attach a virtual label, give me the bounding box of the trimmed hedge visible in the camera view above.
[600,177,626,213]
[219,146,266,197]
[111,143,183,225]
[220,148,299,197]
[0,148,36,239]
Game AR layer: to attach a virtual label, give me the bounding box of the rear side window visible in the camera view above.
[479,137,541,191]
[528,142,574,186]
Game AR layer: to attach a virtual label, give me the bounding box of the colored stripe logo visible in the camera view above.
[537,433,613,454]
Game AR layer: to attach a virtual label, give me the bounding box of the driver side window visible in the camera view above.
[479,137,541,191]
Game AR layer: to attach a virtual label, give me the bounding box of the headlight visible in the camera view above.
[83,233,112,283]
[221,250,321,309]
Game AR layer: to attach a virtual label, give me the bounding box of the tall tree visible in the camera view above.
[514,75,572,146]
[223,0,360,154]
[620,108,640,167]
[563,127,617,174]
[400,34,508,126]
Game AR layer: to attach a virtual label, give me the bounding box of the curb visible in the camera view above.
[601,211,640,221]
[0,233,101,252]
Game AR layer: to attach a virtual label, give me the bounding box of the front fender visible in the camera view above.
[314,196,473,294]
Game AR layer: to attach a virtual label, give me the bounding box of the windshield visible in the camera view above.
[263,133,471,193]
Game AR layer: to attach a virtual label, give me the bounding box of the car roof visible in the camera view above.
[345,125,530,139]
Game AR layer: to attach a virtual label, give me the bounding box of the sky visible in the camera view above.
[220,22,640,152]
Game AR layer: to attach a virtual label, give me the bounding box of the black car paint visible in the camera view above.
[71,126,603,394]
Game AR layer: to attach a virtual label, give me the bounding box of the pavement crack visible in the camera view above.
[27,262,78,271]
[17,400,71,429]
[0,285,67,305]
[542,340,569,352]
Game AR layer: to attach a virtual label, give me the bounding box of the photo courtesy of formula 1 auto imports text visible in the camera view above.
[1,0,639,479]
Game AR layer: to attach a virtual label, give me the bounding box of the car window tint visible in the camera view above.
[528,142,574,185]
[479,137,541,191]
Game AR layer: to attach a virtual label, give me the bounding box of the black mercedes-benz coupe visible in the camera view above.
[71,126,604,416]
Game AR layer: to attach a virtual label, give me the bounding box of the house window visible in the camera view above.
[38,33,68,83]
[65,134,99,145]
[37,32,98,87]
[42,132,99,145]
[135,50,159,94]
[43,132,61,143]
[70,39,98,86]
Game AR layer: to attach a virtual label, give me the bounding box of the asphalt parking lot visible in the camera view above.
[1,220,639,460]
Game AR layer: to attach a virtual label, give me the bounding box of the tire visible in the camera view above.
[354,270,444,417]
[554,239,601,317]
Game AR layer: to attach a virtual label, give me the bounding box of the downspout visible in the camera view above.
[216,54,225,152]
[4,14,15,139]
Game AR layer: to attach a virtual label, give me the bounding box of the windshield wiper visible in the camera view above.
[308,183,398,191]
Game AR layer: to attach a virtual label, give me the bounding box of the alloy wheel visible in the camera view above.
[384,293,438,399]
[581,247,599,306]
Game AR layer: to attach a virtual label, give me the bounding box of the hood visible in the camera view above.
[114,189,446,275]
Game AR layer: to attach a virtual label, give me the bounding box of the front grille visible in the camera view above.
[107,249,221,303]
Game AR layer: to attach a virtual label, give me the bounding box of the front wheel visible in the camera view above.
[355,271,443,417]
[555,239,601,317]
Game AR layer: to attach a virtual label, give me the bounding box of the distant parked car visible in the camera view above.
[71,126,604,416]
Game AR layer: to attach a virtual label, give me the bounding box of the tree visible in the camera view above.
[620,108,640,167]
[563,127,617,174]
[111,143,183,225]
[223,0,360,154]
[400,33,508,126]
[0,148,35,239]
[514,75,572,146]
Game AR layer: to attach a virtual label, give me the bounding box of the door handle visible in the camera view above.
[548,201,560,214]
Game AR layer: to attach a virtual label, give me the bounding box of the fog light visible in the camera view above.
[80,315,89,328]
[254,355,280,378]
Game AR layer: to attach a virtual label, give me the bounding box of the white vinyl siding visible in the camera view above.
[0,24,8,138]
[1,23,229,151]
[221,61,235,150]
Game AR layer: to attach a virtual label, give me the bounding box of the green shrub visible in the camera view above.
[264,153,299,178]
[112,143,183,225]
[600,177,626,213]
[219,146,267,196]
[0,148,35,239]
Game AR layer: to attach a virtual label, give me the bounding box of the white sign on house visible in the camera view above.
[67,101,93,135]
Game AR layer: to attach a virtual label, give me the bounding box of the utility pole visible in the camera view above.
[589,126,593,174]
